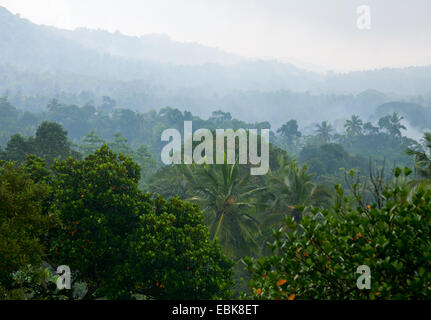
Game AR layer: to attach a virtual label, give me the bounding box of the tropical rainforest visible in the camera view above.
[1,95,431,300]
[1,4,431,300]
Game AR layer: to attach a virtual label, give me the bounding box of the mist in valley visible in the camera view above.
[1,1,431,302]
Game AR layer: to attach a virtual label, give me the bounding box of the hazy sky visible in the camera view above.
[1,0,430,72]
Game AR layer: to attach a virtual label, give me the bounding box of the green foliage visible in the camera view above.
[341,134,417,169]
[1,94,430,300]
[363,122,379,135]
[0,97,19,132]
[4,134,35,162]
[34,122,80,164]
[245,170,431,300]
[378,112,407,138]
[107,132,158,184]
[315,121,335,144]
[407,132,431,178]
[132,196,234,300]
[108,132,133,156]
[300,143,367,179]
[148,164,193,199]
[179,162,263,258]
[149,138,289,258]
[277,120,301,139]
[209,110,233,123]
[79,131,158,188]
[47,145,233,299]
[2,8,431,300]
[79,130,105,156]
[376,102,431,131]
[274,120,302,156]
[0,162,57,299]
[48,145,145,299]
[261,157,332,232]
[344,115,363,137]
[2,122,80,165]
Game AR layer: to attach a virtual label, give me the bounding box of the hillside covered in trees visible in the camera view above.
[1,2,431,302]
[1,95,431,299]
[1,5,431,131]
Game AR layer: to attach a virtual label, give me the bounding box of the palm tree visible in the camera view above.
[262,157,332,231]
[378,112,407,138]
[315,121,335,143]
[363,122,379,135]
[277,120,302,155]
[277,120,302,139]
[344,115,363,137]
[407,132,431,178]
[185,161,264,257]
[148,164,194,199]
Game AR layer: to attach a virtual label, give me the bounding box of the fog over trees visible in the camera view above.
[1,6,431,133]
[1,2,431,301]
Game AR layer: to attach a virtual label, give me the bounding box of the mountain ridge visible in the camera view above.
[0,5,430,128]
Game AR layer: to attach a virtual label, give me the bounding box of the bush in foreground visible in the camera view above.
[245,169,431,300]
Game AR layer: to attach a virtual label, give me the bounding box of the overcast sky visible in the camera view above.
[0,0,430,72]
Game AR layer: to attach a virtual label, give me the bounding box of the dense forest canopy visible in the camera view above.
[1,93,430,299]
[1,111,431,299]
[0,97,421,175]
[1,3,431,302]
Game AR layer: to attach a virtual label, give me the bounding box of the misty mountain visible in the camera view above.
[0,5,430,129]
[53,28,244,66]
[325,67,431,96]
[0,6,319,86]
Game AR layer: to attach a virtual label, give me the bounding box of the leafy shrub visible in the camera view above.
[245,169,431,300]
